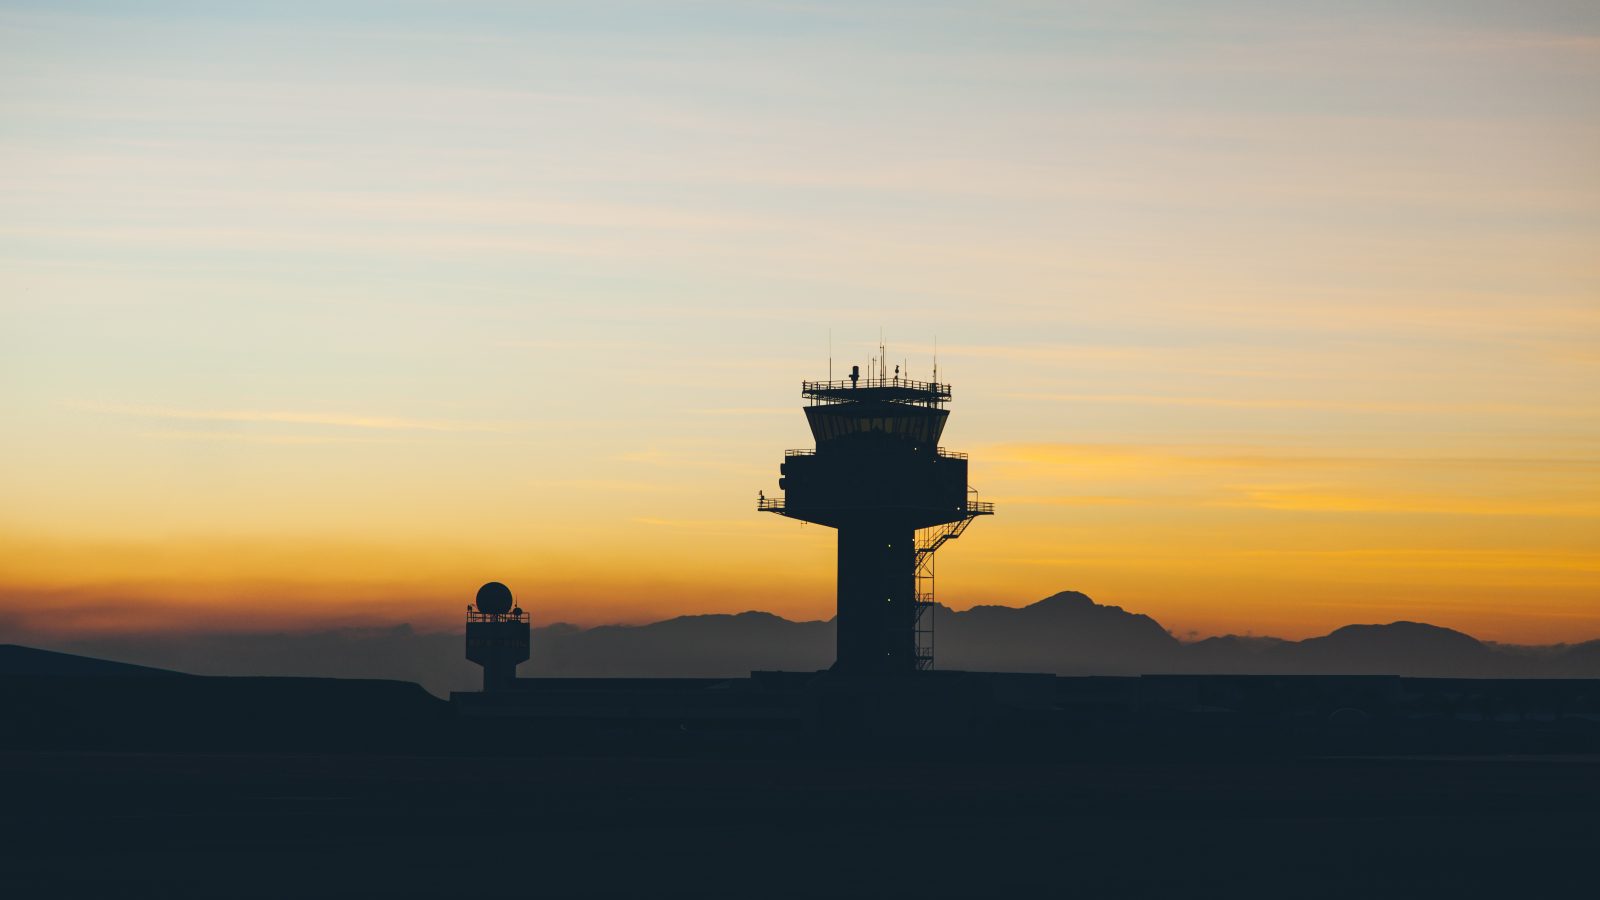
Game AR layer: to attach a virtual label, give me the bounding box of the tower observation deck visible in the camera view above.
[759,365,993,673]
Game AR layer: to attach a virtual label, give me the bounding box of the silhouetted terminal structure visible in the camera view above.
[759,364,992,672]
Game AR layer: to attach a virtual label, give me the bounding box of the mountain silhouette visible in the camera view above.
[1566,639,1600,667]
[16,591,1600,694]
[516,595,1599,685]
[533,611,833,675]
[936,591,1179,674]
[1180,635,1292,674]
[1286,621,1495,676]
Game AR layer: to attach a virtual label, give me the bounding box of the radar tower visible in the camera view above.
[465,581,529,691]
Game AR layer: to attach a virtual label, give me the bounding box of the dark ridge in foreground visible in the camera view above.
[0,644,182,678]
[5,665,1599,760]
[3,652,1597,898]
[0,673,449,753]
[3,748,1595,898]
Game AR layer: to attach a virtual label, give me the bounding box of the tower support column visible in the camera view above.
[835,523,916,673]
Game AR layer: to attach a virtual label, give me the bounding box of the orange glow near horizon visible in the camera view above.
[3,4,1598,651]
[4,440,1597,647]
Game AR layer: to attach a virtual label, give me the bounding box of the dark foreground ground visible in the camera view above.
[2,666,1598,897]
[3,751,1597,898]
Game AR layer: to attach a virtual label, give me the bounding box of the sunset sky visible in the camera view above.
[3,1,1597,646]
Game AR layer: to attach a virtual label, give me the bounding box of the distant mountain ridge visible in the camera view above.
[526,591,1599,680]
[935,591,1179,674]
[18,591,1600,695]
[534,611,833,675]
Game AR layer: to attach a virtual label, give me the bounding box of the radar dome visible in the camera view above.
[475,581,514,615]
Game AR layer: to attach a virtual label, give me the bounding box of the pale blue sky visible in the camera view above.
[2,1,1597,641]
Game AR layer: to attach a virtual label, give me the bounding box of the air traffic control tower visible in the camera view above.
[760,363,993,674]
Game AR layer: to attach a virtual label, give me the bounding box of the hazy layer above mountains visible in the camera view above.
[23,592,1600,697]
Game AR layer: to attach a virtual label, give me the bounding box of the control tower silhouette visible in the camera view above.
[759,357,993,673]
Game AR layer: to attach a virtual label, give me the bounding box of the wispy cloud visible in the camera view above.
[981,443,1600,471]
[526,478,688,494]
[976,442,1600,518]
[631,517,751,528]
[683,407,796,416]
[72,402,529,434]
[1216,486,1600,518]
[988,495,1146,507]
[138,430,405,445]
[999,393,1599,418]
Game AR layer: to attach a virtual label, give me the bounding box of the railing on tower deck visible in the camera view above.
[802,376,951,405]
[467,609,529,623]
[783,447,967,459]
[758,495,990,516]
